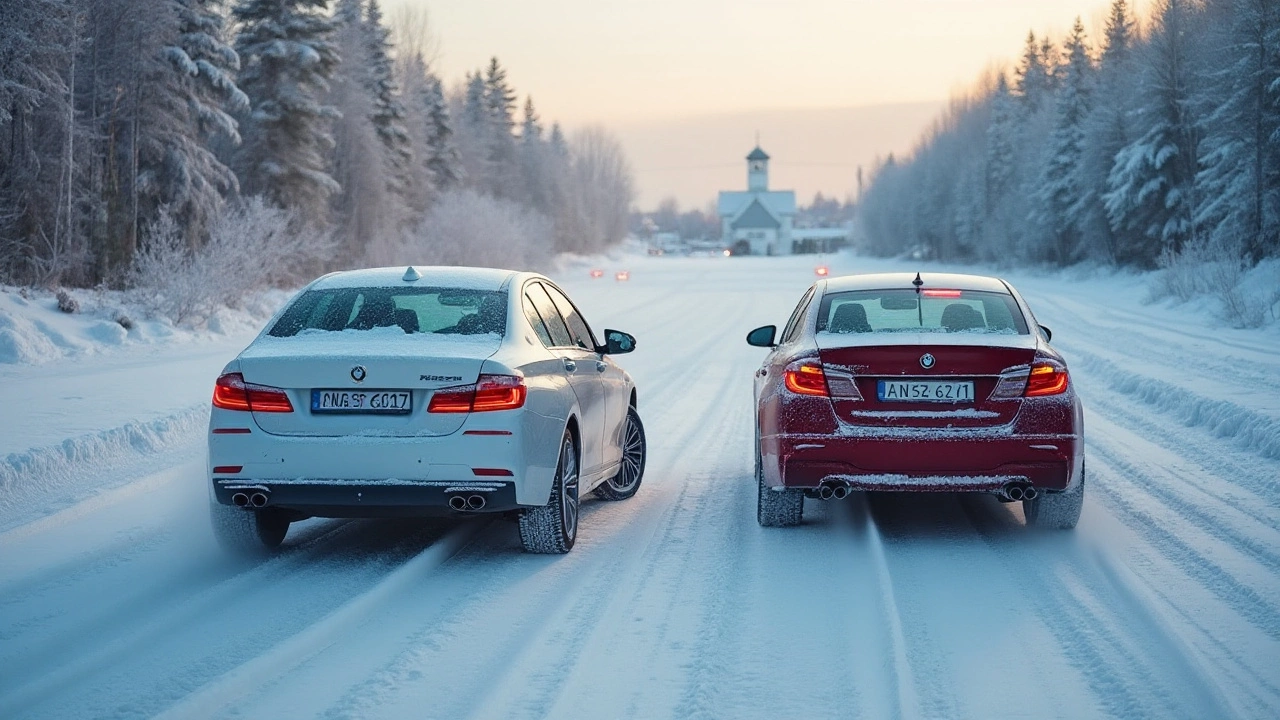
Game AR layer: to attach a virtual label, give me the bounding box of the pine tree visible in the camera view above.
[1015,31,1050,112]
[1034,17,1093,264]
[1104,0,1203,266]
[233,0,340,219]
[363,0,412,198]
[1194,0,1280,262]
[482,56,518,198]
[423,74,460,190]
[985,74,1017,211]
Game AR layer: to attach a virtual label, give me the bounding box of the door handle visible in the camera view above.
[563,358,577,372]
[596,361,607,373]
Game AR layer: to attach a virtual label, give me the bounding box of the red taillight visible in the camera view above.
[922,289,962,298]
[212,465,242,474]
[213,373,294,413]
[783,360,829,397]
[814,265,830,277]
[428,374,527,413]
[1026,362,1069,396]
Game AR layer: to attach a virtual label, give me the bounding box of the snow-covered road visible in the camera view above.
[2,254,1278,719]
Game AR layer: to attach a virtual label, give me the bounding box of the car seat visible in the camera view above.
[940,303,986,332]
[829,303,872,333]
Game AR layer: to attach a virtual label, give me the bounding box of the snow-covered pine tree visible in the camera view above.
[519,95,552,213]
[1194,0,1280,263]
[1015,31,1050,113]
[1033,17,1093,265]
[453,70,489,186]
[483,57,518,198]
[423,74,460,190]
[1104,0,1204,267]
[233,0,340,220]
[363,0,412,199]
[984,73,1020,257]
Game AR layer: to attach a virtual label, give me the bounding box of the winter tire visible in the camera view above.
[209,502,290,554]
[594,406,646,501]
[756,450,803,527]
[519,431,580,553]
[1024,465,1085,530]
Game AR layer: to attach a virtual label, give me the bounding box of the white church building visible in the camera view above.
[718,146,796,256]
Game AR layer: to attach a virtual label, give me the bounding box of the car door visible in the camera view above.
[526,282,607,479]
[543,282,627,475]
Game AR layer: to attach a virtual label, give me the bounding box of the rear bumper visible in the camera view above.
[764,433,1082,492]
[212,478,520,516]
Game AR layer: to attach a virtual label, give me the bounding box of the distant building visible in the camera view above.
[718,146,796,256]
[791,226,851,254]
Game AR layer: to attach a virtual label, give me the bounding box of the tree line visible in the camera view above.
[0,0,635,294]
[856,0,1279,278]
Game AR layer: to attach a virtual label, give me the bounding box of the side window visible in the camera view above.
[542,284,597,350]
[522,293,554,347]
[525,284,574,347]
[780,288,816,344]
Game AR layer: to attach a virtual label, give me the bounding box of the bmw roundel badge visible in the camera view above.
[351,365,367,383]
[919,353,936,369]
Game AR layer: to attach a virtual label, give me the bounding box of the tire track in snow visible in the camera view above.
[860,498,925,720]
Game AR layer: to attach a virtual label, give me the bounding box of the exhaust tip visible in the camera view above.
[467,495,486,510]
[249,492,269,508]
[832,485,850,500]
[448,495,467,511]
[818,485,835,500]
[231,492,249,507]
[1023,485,1039,501]
[1007,485,1024,502]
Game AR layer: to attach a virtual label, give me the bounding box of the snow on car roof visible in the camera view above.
[823,272,1011,294]
[310,266,519,291]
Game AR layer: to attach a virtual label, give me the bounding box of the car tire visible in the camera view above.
[594,406,646,501]
[1024,465,1085,530]
[209,501,290,554]
[756,449,803,527]
[519,431,580,553]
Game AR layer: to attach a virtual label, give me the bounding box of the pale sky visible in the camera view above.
[390,0,1145,207]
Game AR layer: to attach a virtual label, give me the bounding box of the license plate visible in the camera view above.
[311,389,412,414]
[877,380,974,403]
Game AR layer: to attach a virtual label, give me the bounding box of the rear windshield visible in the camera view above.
[816,289,1029,335]
[268,287,507,338]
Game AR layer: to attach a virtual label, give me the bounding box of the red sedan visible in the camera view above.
[747,272,1084,529]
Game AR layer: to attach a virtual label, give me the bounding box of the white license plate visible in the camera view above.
[877,380,974,403]
[311,389,412,414]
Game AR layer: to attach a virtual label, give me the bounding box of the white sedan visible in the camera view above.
[207,266,646,554]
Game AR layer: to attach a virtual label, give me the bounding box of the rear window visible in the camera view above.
[816,289,1029,335]
[268,287,507,338]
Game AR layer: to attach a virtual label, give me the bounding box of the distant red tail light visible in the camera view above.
[1026,362,1069,396]
[814,265,830,277]
[783,360,829,397]
[213,373,294,413]
[429,374,527,413]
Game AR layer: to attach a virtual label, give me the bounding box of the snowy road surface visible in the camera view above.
[2,254,1278,719]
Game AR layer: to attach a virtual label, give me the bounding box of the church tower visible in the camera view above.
[747,146,769,192]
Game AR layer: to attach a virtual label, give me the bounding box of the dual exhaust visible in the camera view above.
[448,494,487,511]
[231,491,269,508]
[817,480,851,501]
[1001,482,1039,502]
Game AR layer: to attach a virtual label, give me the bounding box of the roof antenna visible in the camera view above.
[912,272,923,292]
[912,272,924,327]
[403,266,421,282]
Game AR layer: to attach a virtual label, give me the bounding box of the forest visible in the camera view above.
[0,0,634,321]
[856,0,1279,325]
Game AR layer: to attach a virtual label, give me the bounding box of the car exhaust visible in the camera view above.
[818,484,835,500]
[249,492,269,508]
[448,495,467,511]
[231,492,250,508]
[467,495,486,510]
[831,483,850,500]
[1004,483,1025,502]
[1023,485,1039,501]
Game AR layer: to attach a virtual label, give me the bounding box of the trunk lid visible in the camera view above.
[815,332,1037,429]
[238,330,502,437]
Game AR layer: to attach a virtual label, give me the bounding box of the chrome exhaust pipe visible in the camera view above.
[231,492,250,508]
[448,495,467,511]
[467,495,486,510]
[249,492,269,508]
[832,483,850,500]
[1005,484,1024,502]
[818,484,835,500]
[1023,485,1038,501]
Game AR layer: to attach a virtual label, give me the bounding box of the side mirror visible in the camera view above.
[1039,324,1053,342]
[602,329,636,354]
[746,325,777,348]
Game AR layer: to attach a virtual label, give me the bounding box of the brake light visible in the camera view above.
[213,373,294,413]
[428,374,527,413]
[783,360,829,397]
[1026,362,1069,396]
[922,289,962,298]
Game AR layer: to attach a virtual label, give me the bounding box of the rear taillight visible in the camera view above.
[783,360,829,397]
[213,373,294,413]
[428,374,527,413]
[990,366,1031,400]
[1025,362,1069,396]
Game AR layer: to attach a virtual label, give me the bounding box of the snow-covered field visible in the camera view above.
[1,253,1278,719]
